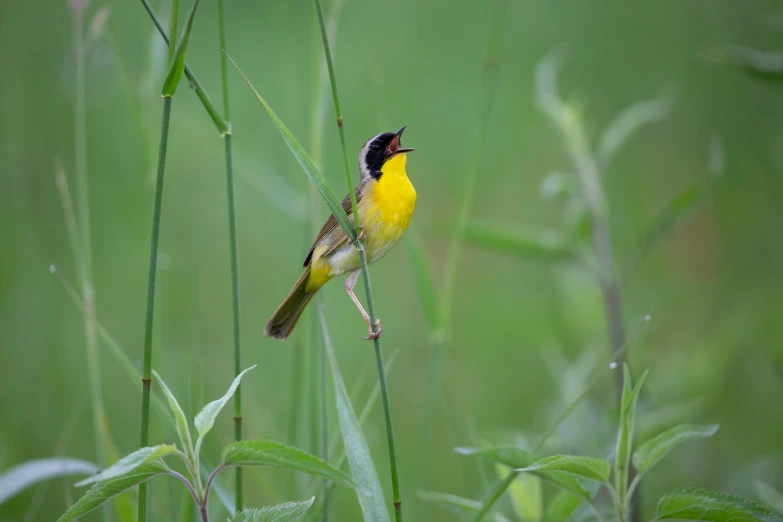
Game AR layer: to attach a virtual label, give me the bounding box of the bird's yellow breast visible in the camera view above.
[361,153,417,262]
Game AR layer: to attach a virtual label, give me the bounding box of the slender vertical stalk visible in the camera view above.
[216,0,244,511]
[314,0,403,519]
[69,4,112,520]
[138,95,173,522]
[319,306,329,522]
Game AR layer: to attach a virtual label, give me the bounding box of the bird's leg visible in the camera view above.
[355,225,366,242]
[344,269,382,340]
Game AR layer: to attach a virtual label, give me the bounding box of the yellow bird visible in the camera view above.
[265,126,416,341]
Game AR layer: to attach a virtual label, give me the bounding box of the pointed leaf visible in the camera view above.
[418,491,512,522]
[614,366,647,497]
[161,0,201,96]
[195,365,256,448]
[221,440,357,489]
[228,55,356,242]
[517,454,610,483]
[718,46,783,84]
[0,458,98,505]
[57,461,168,522]
[153,370,196,463]
[547,490,583,522]
[755,481,783,515]
[656,488,783,522]
[455,446,593,500]
[321,311,391,522]
[462,220,574,261]
[229,498,315,522]
[597,93,673,171]
[633,424,719,475]
[76,445,177,487]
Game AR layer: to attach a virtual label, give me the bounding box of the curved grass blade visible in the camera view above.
[161,0,201,97]
[0,458,98,505]
[226,54,356,242]
[321,310,391,522]
[220,440,358,489]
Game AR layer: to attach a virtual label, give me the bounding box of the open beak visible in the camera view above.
[387,126,415,155]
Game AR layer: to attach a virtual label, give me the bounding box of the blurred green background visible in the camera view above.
[2,0,783,520]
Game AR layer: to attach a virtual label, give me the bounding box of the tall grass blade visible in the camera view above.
[0,458,98,505]
[320,310,391,522]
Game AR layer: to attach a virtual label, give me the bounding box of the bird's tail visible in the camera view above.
[264,268,319,341]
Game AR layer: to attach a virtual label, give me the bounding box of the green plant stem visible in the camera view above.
[138,95,173,522]
[168,0,179,64]
[320,303,329,522]
[216,0,243,511]
[314,0,403,518]
[138,0,228,135]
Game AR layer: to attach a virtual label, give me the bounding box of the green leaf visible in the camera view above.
[614,366,648,498]
[656,488,783,522]
[462,220,575,261]
[75,445,177,487]
[229,498,315,522]
[321,311,390,522]
[404,231,445,336]
[596,93,672,172]
[518,454,610,483]
[161,0,200,96]
[194,365,256,450]
[540,171,576,201]
[227,54,357,243]
[153,370,196,464]
[495,463,542,522]
[632,424,719,475]
[0,458,98,505]
[455,446,593,500]
[718,46,783,84]
[547,490,583,522]
[755,481,783,515]
[220,440,357,489]
[417,491,512,522]
[57,461,168,522]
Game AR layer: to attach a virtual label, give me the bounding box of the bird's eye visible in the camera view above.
[370,143,381,152]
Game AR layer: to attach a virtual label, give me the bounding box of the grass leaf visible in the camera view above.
[418,491,512,522]
[57,461,168,522]
[322,312,391,522]
[462,220,575,261]
[153,370,196,464]
[633,424,719,476]
[517,454,611,483]
[227,54,356,242]
[194,365,256,449]
[596,93,673,172]
[656,488,783,522]
[229,498,315,521]
[161,0,200,97]
[755,481,783,515]
[75,445,177,487]
[0,458,98,505]
[220,440,357,489]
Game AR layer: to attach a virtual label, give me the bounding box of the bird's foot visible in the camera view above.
[361,319,382,341]
[356,226,366,242]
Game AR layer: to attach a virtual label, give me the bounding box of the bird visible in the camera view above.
[264,126,416,341]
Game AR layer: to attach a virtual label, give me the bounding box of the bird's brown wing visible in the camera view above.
[303,185,364,267]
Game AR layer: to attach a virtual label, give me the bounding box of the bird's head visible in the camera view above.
[359,126,415,179]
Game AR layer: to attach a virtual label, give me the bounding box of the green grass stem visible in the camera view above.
[314,0,403,518]
[216,0,244,512]
[138,94,173,522]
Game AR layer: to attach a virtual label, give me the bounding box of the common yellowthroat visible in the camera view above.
[264,126,416,340]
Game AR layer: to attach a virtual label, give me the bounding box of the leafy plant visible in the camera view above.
[444,365,782,522]
[56,367,357,522]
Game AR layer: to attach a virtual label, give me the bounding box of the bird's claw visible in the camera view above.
[356,226,366,242]
[361,320,382,341]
